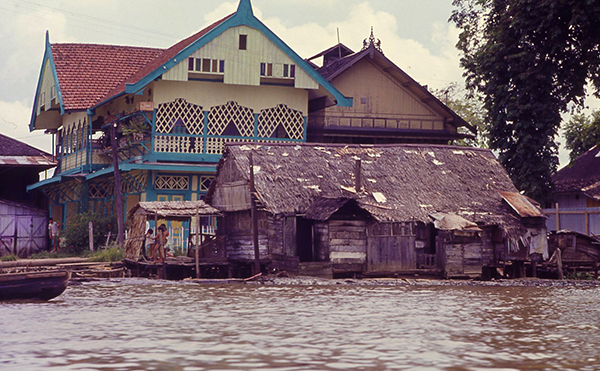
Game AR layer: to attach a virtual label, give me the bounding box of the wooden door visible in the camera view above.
[156,194,185,250]
[367,235,416,272]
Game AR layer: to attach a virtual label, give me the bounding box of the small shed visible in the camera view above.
[548,230,600,268]
[124,200,221,260]
[0,133,55,209]
[0,199,48,257]
[207,143,548,278]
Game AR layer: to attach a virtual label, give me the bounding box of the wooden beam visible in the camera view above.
[249,152,261,275]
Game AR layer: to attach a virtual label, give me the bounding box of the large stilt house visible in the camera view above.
[27,0,351,248]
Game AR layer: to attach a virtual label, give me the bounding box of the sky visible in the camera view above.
[0,0,597,167]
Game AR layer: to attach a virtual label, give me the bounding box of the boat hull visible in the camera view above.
[0,270,70,301]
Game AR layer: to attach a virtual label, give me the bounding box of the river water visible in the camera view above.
[1,278,599,371]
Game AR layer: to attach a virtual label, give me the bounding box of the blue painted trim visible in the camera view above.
[253,113,259,138]
[152,153,222,163]
[122,0,352,107]
[27,175,62,191]
[202,112,208,154]
[86,163,217,181]
[151,109,157,153]
[30,31,66,131]
[146,170,156,202]
[303,115,308,141]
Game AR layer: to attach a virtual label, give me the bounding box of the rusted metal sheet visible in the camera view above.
[498,191,543,218]
[0,156,55,166]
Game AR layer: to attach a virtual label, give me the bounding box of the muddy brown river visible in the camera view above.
[1,278,599,370]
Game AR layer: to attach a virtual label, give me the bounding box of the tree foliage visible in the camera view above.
[451,0,600,201]
[64,212,117,252]
[431,82,489,148]
[563,110,600,163]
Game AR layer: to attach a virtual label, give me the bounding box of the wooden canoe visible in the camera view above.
[0,270,70,301]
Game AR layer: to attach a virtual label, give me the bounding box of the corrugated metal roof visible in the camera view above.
[498,191,544,218]
[0,156,56,167]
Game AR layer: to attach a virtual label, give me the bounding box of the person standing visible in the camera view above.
[144,228,154,260]
[154,224,169,263]
[48,218,60,252]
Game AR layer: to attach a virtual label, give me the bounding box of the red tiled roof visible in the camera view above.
[101,13,232,103]
[52,14,233,111]
[52,44,163,110]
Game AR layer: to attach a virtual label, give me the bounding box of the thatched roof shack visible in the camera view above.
[210,143,533,231]
[207,142,548,276]
[128,201,221,221]
[125,201,220,259]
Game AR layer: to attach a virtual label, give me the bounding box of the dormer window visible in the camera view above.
[188,58,225,74]
[261,63,295,79]
[239,34,247,50]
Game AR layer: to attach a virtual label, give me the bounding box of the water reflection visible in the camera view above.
[1,279,599,370]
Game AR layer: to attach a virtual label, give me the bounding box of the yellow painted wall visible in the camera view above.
[37,59,57,115]
[154,79,309,115]
[162,25,318,90]
[331,59,440,119]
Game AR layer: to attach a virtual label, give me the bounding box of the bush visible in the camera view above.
[0,254,18,262]
[88,246,124,262]
[64,212,117,253]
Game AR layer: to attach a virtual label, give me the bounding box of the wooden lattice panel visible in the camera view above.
[258,104,304,140]
[155,98,204,134]
[89,182,111,198]
[199,175,214,192]
[154,135,204,153]
[206,137,248,155]
[207,101,254,137]
[155,175,189,190]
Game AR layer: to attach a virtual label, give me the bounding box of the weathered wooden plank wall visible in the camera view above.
[328,220,366,268]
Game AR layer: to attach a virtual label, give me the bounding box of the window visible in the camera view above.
[239,34,247,50]
[202,58,211,72]
[188,58,225,74]
[260,63,295,79]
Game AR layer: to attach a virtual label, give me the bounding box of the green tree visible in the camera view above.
[431,82,489,148]
[563,111,600,163]
[451,0,600,202]
[64,212,117,253]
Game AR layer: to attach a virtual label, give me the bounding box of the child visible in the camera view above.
[144,228,154,260]
[154,224,169,263]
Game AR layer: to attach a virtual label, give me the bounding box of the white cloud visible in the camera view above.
[261,1,462,92]
[0,8,69,103]
[0,100,52,153]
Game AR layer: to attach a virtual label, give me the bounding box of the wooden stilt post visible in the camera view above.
[89,221,94,252]
[557,248,564,280]
[196,208,200,279]
[249,152,261,275]
[110,123,125,247]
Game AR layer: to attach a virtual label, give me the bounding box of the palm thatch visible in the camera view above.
[128,201,221,220]
[211,143,535,235]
